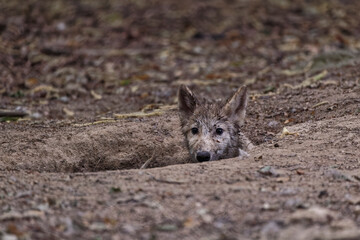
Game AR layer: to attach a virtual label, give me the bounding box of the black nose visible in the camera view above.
[196,151,211,162]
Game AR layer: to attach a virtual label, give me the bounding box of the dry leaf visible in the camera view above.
[90,90,102,100]
[183,218,196,228]
[296,169,305,175]
[63,107,75,117]
[25,78,39,88]
[280,127,299,138]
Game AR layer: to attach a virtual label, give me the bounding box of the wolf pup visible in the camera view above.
[178,85,253,162]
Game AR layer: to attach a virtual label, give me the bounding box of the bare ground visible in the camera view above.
[1,0,360,239]
[1,112,360,240]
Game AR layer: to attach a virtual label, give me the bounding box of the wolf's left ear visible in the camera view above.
[223,86,248,124]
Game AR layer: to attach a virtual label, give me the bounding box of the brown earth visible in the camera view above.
[1,0,360,239]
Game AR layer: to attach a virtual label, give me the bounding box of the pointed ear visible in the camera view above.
[178,85,197,123]
[223,86,248,124]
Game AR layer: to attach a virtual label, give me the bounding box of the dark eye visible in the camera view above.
[216,128,223,135]
[191,127,199,134]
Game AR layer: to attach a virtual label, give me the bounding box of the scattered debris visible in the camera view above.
[310,50,360,73]
[281,61,313,77]
[282,70,328,90]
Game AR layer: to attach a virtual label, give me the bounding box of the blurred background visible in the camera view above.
[1,0,360,121]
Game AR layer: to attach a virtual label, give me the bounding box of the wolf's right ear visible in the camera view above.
[178,85,197,121]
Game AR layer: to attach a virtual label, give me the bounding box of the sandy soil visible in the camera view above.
[1,112,360,240]
[1,0,360,239]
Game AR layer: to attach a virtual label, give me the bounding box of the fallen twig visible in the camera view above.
[312,101,329,108]
[140,151,156,169]
[114,105,176,119]
[0,110,28,118]
[73,119,116,127]
[282,70,328,90]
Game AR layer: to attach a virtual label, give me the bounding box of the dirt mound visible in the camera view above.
[0,112,191,172]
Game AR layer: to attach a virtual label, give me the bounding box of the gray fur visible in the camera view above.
[178,85,253,162]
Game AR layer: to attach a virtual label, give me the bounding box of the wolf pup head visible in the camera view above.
[178,85,248,162]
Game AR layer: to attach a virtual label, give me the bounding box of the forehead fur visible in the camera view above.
[181,101,238,132]
[191,103,225,123]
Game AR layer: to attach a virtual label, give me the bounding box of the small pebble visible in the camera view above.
[59,96,69,103]
[2,234,18,240]
[56,22,66,31]
[268,120,279,127]
[318,190,329,198]
[31,112,42,119]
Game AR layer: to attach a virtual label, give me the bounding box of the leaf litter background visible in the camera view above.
[1,0,360,239]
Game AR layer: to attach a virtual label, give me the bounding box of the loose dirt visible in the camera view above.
[1,0,360,239]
